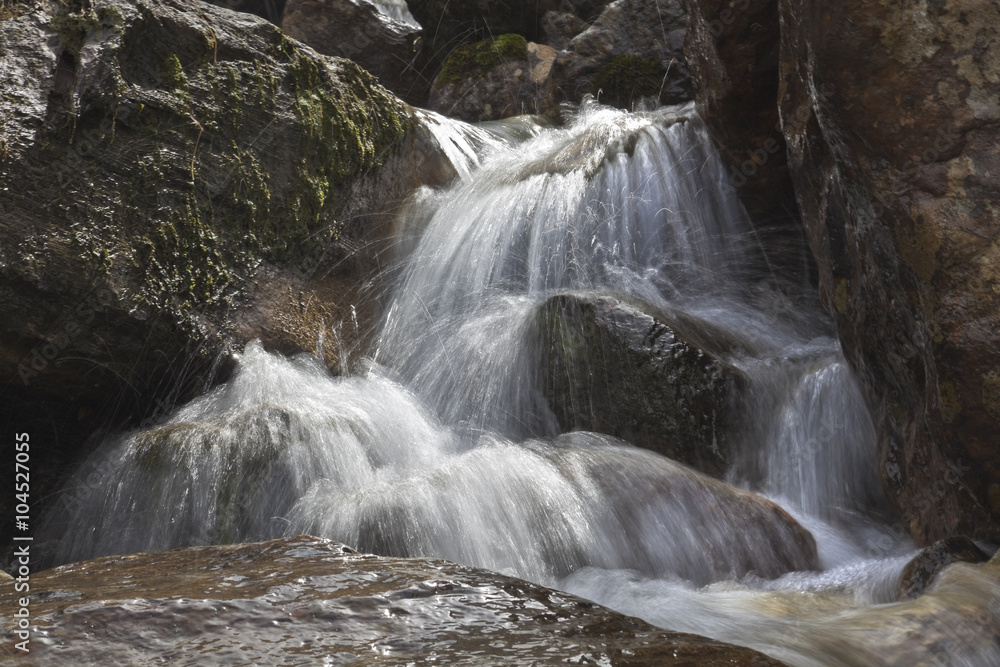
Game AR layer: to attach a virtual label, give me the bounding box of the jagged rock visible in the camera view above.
[280,0,423,104]
[776,0,1000,544]
[0,535,788,665]
[536,292,744,477]
[899,536,992,599]
[545,0,691,117]
[0,0,445,554]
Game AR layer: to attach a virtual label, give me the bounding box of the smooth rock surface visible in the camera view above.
[545,0,691,117]
[0,535,787,665]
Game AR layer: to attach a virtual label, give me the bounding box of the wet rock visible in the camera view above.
[0,535,787,665]
[280,0,424,104]
[537,292,744,477]
[776,0,1000,544]
[0,0,444,557]
[899,536,991,599]
[678,0,792,226]
[544,0,691,117]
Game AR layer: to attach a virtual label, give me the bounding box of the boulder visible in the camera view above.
[545,0,691,116]
[0,0,438,557]
[536,292,744,477]
[776,0,1000,543]
[428,33,541,121]
[0,535,788,665]
[899,536,991,599]
[280,0,424,104]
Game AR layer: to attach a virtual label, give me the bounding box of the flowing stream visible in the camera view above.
[40,102,1000,666]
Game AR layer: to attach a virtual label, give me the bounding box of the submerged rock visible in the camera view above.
[0,536,786,665]
[537,292,743,477]
[899,536,992,599]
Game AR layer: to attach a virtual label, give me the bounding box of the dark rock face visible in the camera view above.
[899,536,991,599]
[0,0,420,542]
[679,0,789,223]
[546,0,691,116]
[776,0,1000,544]
[427,33,552,122]
[0,535,788,665]
[537,292,743,477]
[280,0,423,104]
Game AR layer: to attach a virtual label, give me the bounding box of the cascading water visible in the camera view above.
[368,0,419,27]
[40,101,999,665]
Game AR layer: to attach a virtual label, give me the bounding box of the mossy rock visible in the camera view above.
[592,55,667,109]
[0,0,418,560]
[437,34,528,87]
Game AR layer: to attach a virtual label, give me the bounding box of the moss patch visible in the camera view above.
[437,34,528,86]
[592,55,667,109]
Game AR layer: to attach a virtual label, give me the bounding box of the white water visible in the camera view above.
[41,101,999,665]
[368,0,418,27]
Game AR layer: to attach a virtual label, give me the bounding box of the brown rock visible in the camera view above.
[0,535,788,665]
[776,0,1000,544]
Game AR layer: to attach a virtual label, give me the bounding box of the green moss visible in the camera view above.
[437,34,528,87]
[50,3,101,56]
[592,55,667,109]
[162,54,189,93]
[282,49,409,247]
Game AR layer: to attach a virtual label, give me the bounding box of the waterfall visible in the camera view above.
[368,0,419,27]
[39,100,998,666]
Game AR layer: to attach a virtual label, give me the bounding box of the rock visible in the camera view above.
[565,0,616,22]
[545,0,691,117]
[280,0,424,104]
[201,0,286,23]
[0,0,443,559]
[678,0,791,224]
[428,33,539,121]
[899,536,991,599]
[406,0,562,105]
[0,535,787,665]
[536,292,744,477]
[776,0,1000,544]
[540,10,586,50]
